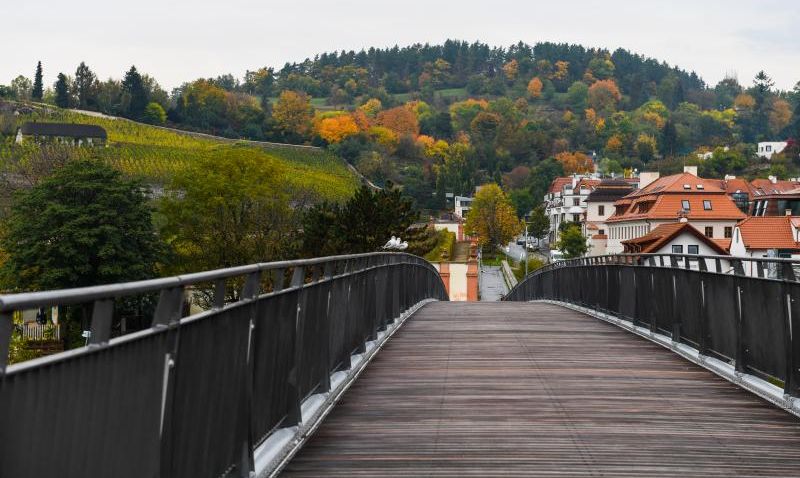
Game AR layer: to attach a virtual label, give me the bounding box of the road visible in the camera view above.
[479,265,508,301]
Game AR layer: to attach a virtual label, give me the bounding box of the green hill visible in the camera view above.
[0,104,359,201]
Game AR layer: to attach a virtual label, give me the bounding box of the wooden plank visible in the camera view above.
[282,302,800,476]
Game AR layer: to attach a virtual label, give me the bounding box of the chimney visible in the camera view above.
[769,175,778,184]
[683,165,698,176]
[724,174,736,180]
[679,216,689,223]
[786,209,792,216]
[638,172,660,189]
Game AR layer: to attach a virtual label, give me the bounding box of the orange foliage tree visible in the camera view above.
[555,151,594,175]
[527,77,543,99]
[587,79,622,113]
[272,90,313,137]
[316,114,360,143]
[376,106,419,136]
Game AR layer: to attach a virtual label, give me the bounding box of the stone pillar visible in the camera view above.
[466,260,478,302]
[457,223,464,241]
[439,262,451,298]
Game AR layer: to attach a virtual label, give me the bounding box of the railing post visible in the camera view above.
[698,279,709,356]
[735,281,746,374]
[0,311,12,375]
[88,299,114,346]
[783,286,799,397]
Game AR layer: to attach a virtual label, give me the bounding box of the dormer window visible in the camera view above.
[683,184,691,190]
[697,184,704,190]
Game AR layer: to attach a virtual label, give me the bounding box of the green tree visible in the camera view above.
[122,65,148,118]
[143,102,167,125]
[32,61,44,101]
[159,153,297,274]
[557,223,588,258]
[54,73,71,108]
[465,183,522,248]
[528,206,550,243]
[1,160,160,291]
[301,183,417,256]
[74,61,97,109]
[10,75,32,101]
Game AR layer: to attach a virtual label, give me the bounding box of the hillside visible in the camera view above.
[0,103,360,201]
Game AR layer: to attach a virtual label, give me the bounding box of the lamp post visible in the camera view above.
[524,223,529,277]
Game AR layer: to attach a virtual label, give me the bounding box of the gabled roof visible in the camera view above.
[750,179,800,197]
[607,172,746,223]
[548,177,572,194]
[736,216,800,251]
[20,122,107,139]
[621,222,729,254]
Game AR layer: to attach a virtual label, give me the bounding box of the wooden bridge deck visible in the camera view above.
[282,302,800,477]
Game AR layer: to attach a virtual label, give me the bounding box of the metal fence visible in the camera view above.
[505,253,800,400]
[0,252,447,478]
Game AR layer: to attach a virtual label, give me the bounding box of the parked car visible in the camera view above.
[549,250,565,262]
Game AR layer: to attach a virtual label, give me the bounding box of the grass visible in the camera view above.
[1,106,360,201]
[423,230,456,262]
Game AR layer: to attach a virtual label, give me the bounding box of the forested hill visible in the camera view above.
[276,41,706,109]
[3,40,799,215]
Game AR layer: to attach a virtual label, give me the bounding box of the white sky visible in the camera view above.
[3,0,799,92]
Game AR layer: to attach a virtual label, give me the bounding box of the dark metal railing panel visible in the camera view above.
[0,328,170,478]
[505,252,800,400]
[0,253,447,478]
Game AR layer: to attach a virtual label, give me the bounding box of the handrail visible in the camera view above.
[0,252,448,478]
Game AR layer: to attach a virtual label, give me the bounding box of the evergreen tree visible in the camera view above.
[74,61,97,109]
[122,65,148,119]
[32,61,44,101]
[661,120,678,157]
[54,73,70,108]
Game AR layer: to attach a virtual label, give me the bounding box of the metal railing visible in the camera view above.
[505,252,800,401]
[0,252,447,478]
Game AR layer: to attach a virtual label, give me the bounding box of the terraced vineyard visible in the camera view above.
[1,106,359,201]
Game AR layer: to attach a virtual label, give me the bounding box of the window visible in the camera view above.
[672,245,683,254]
[599,229,605,235]
[572,198,580,206]
[767,145,773,152]
[735,229,739,241]
[688,245,699,254]
[683,184,691,190]
[697,184,704,190]
[598,205,605,216]
[703,200,712,210]
[681,200,690,211]
[704,227,713,238]
[724,227,732,238]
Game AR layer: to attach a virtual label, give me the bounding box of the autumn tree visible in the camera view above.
[635,133,658,162]
[555,151,594,175]
[769,99,793,135]
[465,183,522,249]
[527,77,543,99]
[528,206,550,243]
[272,90,313,140]
[503,59,519,81]
[316,114,360,143]
[376,105,419,136]
[588,79,622,113]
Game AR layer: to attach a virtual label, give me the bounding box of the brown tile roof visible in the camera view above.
[621,222,729,254]
[736,216,800,250]
[608,172,747,223]
[750,179,800,196]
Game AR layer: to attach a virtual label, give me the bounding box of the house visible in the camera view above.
[584,179,634,256]
[605,168,746,254]
[757,141,788,160]
[543,175,600,243]
[453,196,473,219]
[16,122,107,146]
[730,216,800,277]
[749,177,800,216]
[621,221,729,255]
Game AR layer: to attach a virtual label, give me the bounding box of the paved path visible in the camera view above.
[282,302,800,477]
[479,265,508,301]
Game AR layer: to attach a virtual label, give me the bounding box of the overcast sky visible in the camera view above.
[4,0,799,92]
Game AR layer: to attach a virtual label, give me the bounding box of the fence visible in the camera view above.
[0,252,447,478]
[505,253,800,400]
[19,321,61,341]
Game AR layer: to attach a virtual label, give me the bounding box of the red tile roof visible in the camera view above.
[736,216,800,250]
[621,222,729,254]
[750,179,800,196]
[608,172,747,223]
[548,177,572,194]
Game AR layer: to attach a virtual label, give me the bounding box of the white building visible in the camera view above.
[621,221,729,256]
[453,196,473,219]
[757,141,788,160]
[584,179,635,256]
[543,175,600,243]
[605,169,746,254]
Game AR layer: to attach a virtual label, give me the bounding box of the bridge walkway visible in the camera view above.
[282,302,800,476]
